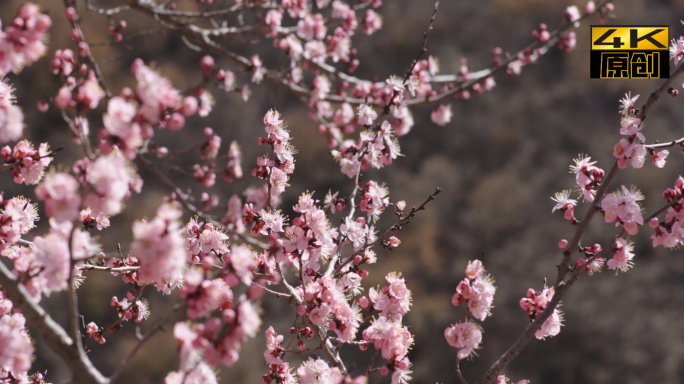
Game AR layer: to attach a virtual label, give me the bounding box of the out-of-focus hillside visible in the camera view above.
[2,0,684,383]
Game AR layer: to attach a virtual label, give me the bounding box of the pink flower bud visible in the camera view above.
[55,87,73,109]
[200,55,215,75]
[37,100,49,112]
[328,321,337,330]
[359,296,369,308]
[222,309,236,323]
[395,200,406,211]
[70,28,81,42]
[558,239,568,250]
[649,217,660,228]
[297,305,307,315]
[130,58,144,75]
[379,367,389,376]
[167,113,185,131]
[64,7,79,22]
[539,31,550,42]
[354,255,363,264]
[78,42,89,57]
[564,205,575,221]
[37,15,52,30]
[617,158,627,169]
[586,1,596,13]
[359,270,369,278]
[182,96,198,116]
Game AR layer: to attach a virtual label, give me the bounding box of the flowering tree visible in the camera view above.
[0,0,682,383]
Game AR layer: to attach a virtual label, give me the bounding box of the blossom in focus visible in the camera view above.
[444,321,483,359]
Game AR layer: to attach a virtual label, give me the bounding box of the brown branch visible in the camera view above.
[456,358,468,384]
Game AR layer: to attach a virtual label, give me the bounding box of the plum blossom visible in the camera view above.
[430,104,452,126]
[297,359,343,384]
[132,59,182,125]
[130,202,185,292]
[2,197,38,236]
[34,172,81,223]
[607,237,635,273]
[2,140,51,185]
[601,185,644,235]
[363,315,413,363]
[444,321,482,359]
[451,260,496,321]
[652,150,669,168]
[0,79,24,144]
[551,190,577,221]
[619,92,639,115]
[569,155,604,202]
[0,313,34,378]
[670,36,684,66]
[0,4,52,75]
[535,308,564,339]
[84,150,136,216]
[340,157,360,178]
[357,104,377,126]
[565,5,581,27]
[264,326,284,365]
[363,9,383,35]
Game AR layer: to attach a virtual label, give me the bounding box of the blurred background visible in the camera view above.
[3,0,684,383]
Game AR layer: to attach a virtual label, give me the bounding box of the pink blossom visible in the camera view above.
[340,157,360,178]
[619,92,639,115]
[270,167,289,197]
[5,140,51,185]
[357,104,377,126]
[130,202,185,291]
[0,4,51,75]
[652,150,669,168]
[0,313,34,377]
[535,308,564,339]
[85,150,135,215]
[303,40,327,64]
[565,5,581,27]
[619,116,644,141]
[31,233,70,292]
[444,321,482,359]
[35,172,81,223]
[0,84,23,143]
[132,60,182,124]
[670,37,684,66]
[363,10,383,35]
[585,1,596,13]
[198,89,213,117]
[264,326,284,365]
[297,359,343,384]
[185,361,218,384]
[265,9,283,37]
[297,14,326,41]
[607,237,635,273]
[431,104,453,126]
[77,77,105,110]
